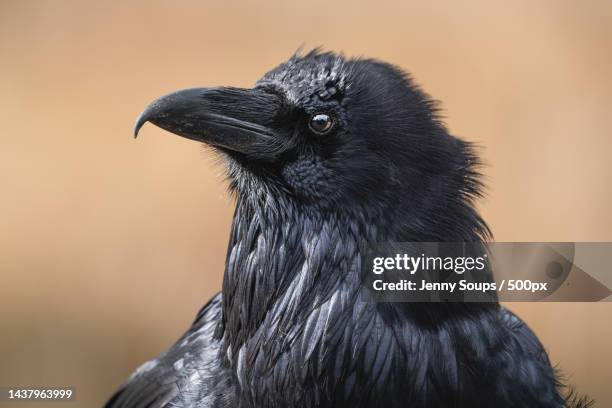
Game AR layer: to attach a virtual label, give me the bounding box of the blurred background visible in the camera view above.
[1,0,611,406]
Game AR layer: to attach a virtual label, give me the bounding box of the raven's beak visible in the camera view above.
[134,87,283,156]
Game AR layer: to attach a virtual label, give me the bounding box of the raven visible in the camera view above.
[106,50,590,408]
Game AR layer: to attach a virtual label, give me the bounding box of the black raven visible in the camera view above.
[106,50,589,408]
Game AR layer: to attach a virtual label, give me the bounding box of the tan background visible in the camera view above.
[1,1,611,407]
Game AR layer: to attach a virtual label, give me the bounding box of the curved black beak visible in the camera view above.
[134,87,283,156]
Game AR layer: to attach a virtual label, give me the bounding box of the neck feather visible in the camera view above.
[217,186,493,350]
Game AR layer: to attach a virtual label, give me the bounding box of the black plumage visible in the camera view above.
[106,50,590,408]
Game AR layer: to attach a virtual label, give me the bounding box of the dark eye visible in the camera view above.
[308,113,334,135]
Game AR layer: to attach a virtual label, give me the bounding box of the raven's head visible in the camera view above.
[136,50,488,240]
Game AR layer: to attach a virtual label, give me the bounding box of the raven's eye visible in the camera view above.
[308,113,334,135]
